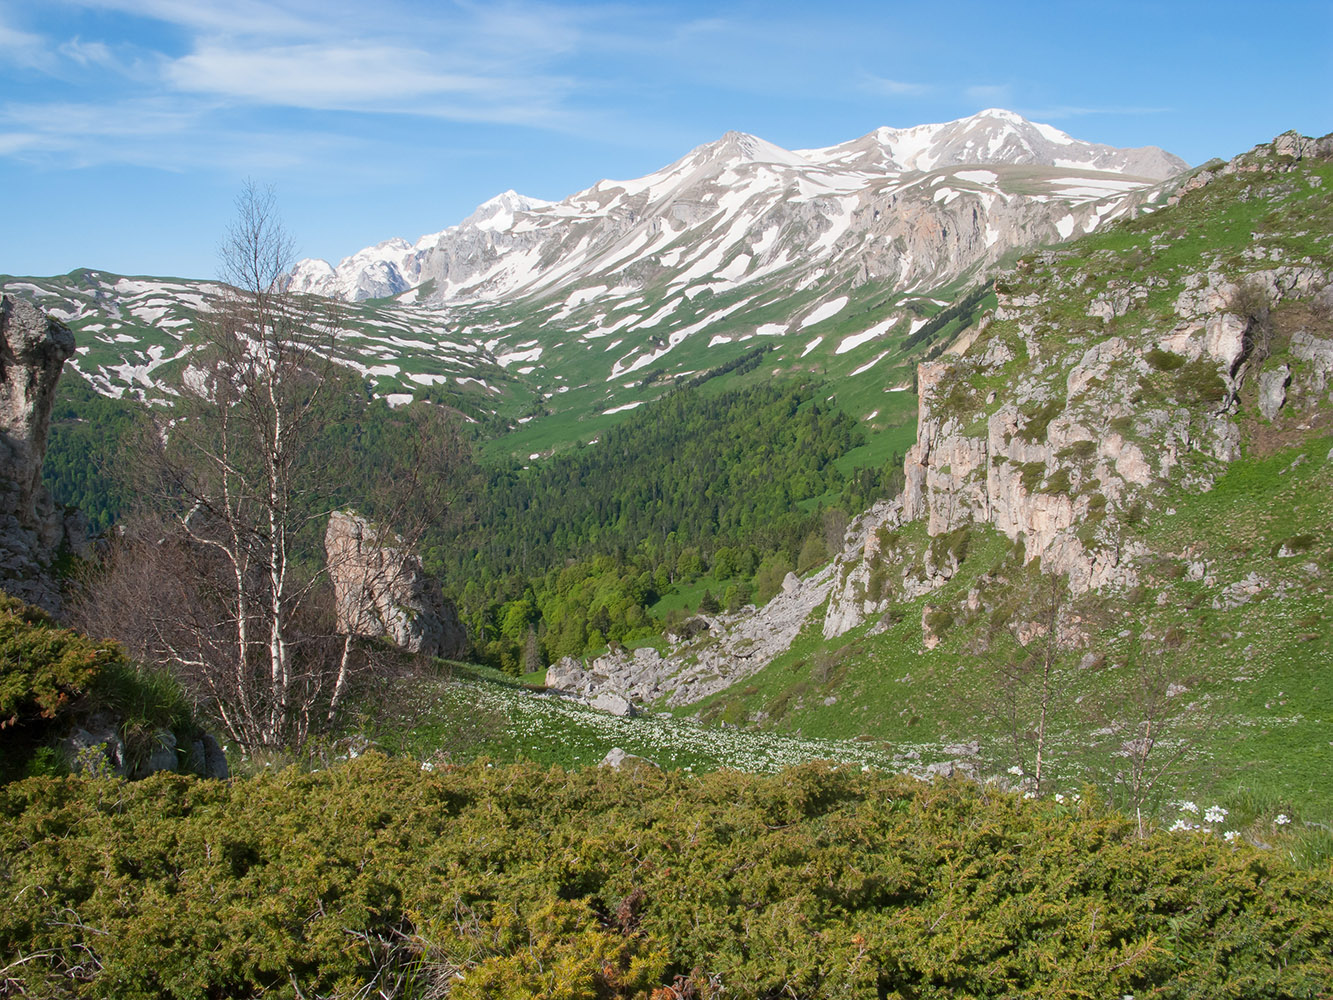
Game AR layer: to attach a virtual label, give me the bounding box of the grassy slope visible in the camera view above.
[673,148,1333,837]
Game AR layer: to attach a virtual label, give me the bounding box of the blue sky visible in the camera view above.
[2,0,1330,279]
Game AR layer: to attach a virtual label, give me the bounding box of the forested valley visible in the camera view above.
[43,371,903,674]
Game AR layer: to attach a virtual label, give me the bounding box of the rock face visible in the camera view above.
[0,295,89,611]
[821,131,1333,638]
[325,511,466,658]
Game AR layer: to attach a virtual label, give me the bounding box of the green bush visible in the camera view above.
[0,593,121,729]
[0,758,1330,999]
[0,593,198,781]
[1145,348,1187,372]
[1174,358,1228,404]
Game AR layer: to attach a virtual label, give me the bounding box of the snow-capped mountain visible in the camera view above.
[798,108,1185,176]
[288,109,1186,307]
[5,110,1192,450]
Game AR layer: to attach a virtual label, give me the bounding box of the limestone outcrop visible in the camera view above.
[0,294,90,611]
[822,132,1333,638]
[325,510,466,658]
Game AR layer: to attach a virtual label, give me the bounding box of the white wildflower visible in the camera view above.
[1007,765,1024,776]
[420,761,434,772]
[1275,813,1291,826]
[1023,791,1036,800]
[1169,818,1196,833]
[1054,793,1066,804]
[1178,801,1199,815]
[1204,806,1227,824]
[1223,831,1241,843]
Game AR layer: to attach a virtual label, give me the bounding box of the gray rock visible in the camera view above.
[0,295,83,612]
[63,719,126,777]
[187,734,230,779]
[544,655,592,695]
[1258,364,1291,420]
[599,746,657,769]
[325,511,466,658]
[131,729,179,779]
[590,691,637,717]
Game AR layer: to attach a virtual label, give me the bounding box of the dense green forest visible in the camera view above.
[440,380,902,670]
[43,374,903,672]
[43,379,145,534]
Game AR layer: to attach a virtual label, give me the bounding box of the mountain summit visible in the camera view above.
[286,110,1186,306]
[801,109,1187,177]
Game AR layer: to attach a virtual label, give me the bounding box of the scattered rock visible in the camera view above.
[1258,364,1291,420]
[599,746,657,769]
[1213,573,1266,610]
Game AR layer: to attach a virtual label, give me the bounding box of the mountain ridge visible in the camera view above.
[287,108,1186,306]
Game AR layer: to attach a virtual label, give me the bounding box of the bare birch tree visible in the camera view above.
[75,183,465,748]
[995,572,1068,794]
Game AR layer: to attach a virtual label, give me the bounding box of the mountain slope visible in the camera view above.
[549,130,1333,818]
[289,109,1184,309]
[3,110,1189,467]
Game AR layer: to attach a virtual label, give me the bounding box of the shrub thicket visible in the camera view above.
[1,756,1330,999]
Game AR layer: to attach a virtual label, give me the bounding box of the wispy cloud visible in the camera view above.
[1018,104,1174,120]
[859,73,931,98]
[166,42,575,119]
[964,83,1012,106]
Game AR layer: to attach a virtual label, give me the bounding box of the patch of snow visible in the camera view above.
[1032,121,1074,145]
[637,298,682,329]
[384,393,413,408]
[757,323,788,337]
[496,346,543,368]
[954,169,998,185]
[1055,214,1076,239]
[601,400,643,415]
[850,350,891,376]
[801,336,823,357]
[716,253,752,282]
[800,296,849,329]
[836,316,895,354]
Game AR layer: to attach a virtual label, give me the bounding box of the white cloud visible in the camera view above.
[1019,104,1173,120]
[964,83,1012,105]
[860,73,931,97]
[165,41,573,120]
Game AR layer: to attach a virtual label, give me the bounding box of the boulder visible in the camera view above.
[187,734,231,779]
[599,746,657,769]
[1258,364,1291,420]
[325,511,466,658]
[590,691,637,717]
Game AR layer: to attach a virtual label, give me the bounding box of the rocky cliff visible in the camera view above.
[824,130,1333,636]
[0,294,91,611]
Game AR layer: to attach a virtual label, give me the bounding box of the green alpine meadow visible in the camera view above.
[0,7,1330,993]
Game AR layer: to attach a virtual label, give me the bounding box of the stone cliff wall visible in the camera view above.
[824,133,1333,638]
[0,294,90,612]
